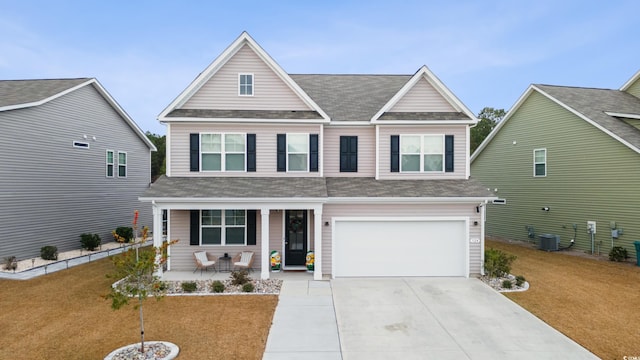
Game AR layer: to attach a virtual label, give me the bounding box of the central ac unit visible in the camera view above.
[539,234,559,251]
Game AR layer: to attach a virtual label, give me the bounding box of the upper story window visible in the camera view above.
[118,151,127,177]
[400,135,444,172]
[534,148,546,177]
[239,73,254,96]
[201,133,246,171]
[106,150,114,177]
[201,209,246,245]
[340,136,358,172]
[277,133,319,172]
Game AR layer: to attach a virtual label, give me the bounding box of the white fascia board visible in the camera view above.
[327,196,498,204]
[139,196,326,205]
[605,111,640,119]
[89,79,157,151]
[371,66,478,123]
[327,121,371,126]
[620,69,640,91]
[471,85,535,163]
[0,79,93,112]
[373,119,476,125]
[160,117,329,124]
[158,32,330,122]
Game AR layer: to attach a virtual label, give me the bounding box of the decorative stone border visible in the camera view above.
[104,341,179,360]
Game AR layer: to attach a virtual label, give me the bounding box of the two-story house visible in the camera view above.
[141,32,495,279]
[0,78,156,261]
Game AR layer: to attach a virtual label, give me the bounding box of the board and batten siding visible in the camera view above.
[377,125,468,180]
[321,203,482,276]
[323,126,375,177]
[471,91,640,257]
[0,85,152,260]
[181,44,311,111]
[390,78,457,112]
[168,122,322,177]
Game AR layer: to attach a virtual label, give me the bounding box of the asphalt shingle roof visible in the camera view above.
[0,78,90,108]
[535,84,640,151]
[143,176,495,200]
[166,109,322,119]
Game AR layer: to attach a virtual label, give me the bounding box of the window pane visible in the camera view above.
[118,165,126,177]
[535,150,545,162]
[202,154,221,171]
[424,154,443,171]
[423,136,443,153]
[202,228,221,245]
[226,228,245,245]
[107,165,113,177]
[202,210,221,226]
[535,164,546,176]
[225,134,245,152]
[225,210,245,226]
[201,134,221,152]
[107,151,113,163]
[225,154,244,171]
[288,154,308,171]
[288,134,308,153]
[401,136,421,153]
[118,153,126,165]
[401,154,420,171]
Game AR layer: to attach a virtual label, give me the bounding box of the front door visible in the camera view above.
[285,210,307,266]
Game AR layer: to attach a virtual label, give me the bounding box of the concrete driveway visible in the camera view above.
[331,277,598,360]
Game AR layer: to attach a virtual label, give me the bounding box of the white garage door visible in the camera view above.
[333,219,467,277]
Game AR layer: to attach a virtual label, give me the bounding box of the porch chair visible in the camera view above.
[232,251,254,272]
[193,251,216,274]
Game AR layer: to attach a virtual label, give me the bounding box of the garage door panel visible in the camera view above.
[334,220,467,277]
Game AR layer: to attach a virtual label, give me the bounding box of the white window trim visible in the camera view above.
[533,148,547,177]
[117,151,127,178]
[200,133,246,172]
[399,134,445,173]
[287,133,310,172]
[106,149,114,178]
[200,209,247,246]
[238,73,254,96]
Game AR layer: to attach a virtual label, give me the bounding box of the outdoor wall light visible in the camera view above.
[324,221,329,226]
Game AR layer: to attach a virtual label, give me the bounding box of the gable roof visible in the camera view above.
[159,31,330,122]
[621,69,640,91]
[0,78,156,151]
[471,83,640,161]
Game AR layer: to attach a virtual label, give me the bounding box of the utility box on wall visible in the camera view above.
[539,234,559,251]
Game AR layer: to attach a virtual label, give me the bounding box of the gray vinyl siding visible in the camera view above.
[0,84,152,261]
[390,78,456,112]
[323,126,375,177]
[472,91,640,257]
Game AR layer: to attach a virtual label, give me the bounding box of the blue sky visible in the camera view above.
[1,1,639,135]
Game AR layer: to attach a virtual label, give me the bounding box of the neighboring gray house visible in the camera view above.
[0,78,156,260]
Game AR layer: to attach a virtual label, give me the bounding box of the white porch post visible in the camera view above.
[313,207,323,280]
[152,204,164,277]
[260,209,270,280]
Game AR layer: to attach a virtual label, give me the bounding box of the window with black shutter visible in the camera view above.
[340,136,358,172]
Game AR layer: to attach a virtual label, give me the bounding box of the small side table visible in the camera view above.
[218,256,231,272]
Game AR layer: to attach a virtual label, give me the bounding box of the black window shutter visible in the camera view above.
[246,133,256,172]
[190,210,199,245]
[340,136,358,172]
[246,210,257,245]
[189,133,199,172]
[310,134,319,172]
[445,135,454,172]
[277,134,286,172]
[339,136,348,172]
[390,135,400,172]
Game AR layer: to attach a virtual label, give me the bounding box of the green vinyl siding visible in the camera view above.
[625,77,640,99]
[472,91,640,258]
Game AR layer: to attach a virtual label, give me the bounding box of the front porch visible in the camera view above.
[162,268,325,282]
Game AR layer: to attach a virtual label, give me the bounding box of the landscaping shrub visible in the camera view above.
[181,281,197,293]
[242,282,255,293]
[3,256,17,271]
[211,280,225,293]
[484,248,516,278]
[515,275,526,287]
[609,246,628,262]
[502,279,513,289]
[230,270,251,285]
[40,245,58,260]
[114,226,134,243]
[80,233,101,251]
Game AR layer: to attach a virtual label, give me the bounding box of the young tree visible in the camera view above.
[107,211,174,353]
[471,107,506,153]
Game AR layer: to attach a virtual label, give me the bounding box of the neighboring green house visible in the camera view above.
[471,70,640,259]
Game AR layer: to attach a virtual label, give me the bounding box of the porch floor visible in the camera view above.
[162,269,322,281]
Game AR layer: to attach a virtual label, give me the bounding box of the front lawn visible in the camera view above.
[0,256,277,359]
[488,239,640,359]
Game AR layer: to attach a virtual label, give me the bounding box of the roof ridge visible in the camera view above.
[289,73,411,77]
[534,83,618,92]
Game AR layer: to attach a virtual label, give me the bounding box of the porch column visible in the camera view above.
[313,207,323,280]
[260,209,270,280]
[152,204,164,277]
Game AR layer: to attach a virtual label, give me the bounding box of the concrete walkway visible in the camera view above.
[263,279,342,360]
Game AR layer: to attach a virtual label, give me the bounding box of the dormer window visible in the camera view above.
[239,73,253,96]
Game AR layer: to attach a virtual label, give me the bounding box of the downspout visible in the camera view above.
[480,200,487,276]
